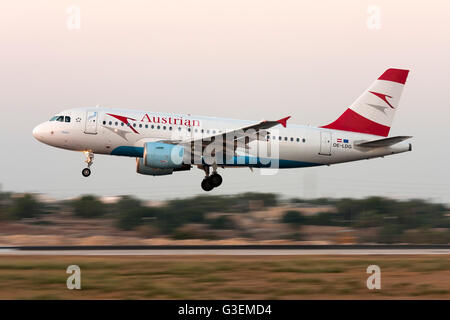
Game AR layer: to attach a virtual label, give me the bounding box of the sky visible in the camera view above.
[0,0,449,202]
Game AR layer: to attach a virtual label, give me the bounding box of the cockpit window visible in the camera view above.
[50,115,69,122]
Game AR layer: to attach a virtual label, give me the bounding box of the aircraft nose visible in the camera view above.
[32,123,45,142]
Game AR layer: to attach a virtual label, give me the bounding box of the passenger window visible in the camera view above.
[145,124,148,129]
[188,128,191,132]
[178,127,181,131]
[121,123,124,126]
[284,137,287,141]
[296,138,300,142]
[115,122,118,126]
[279,136,282,140]
[302,138,306,143]
[151,125,154,129]
[157,125,160,129]
[103,121,106,125]
[139,124,142,128]
[169,127,172,131]
[64,116,71,123]
[109,121,112,125]
[133,123,136,127]
[290,137,293,142]
[163,126,166,130]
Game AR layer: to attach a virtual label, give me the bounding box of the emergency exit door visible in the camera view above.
[319,131,332,156]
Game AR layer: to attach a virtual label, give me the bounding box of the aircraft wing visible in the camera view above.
[138,116,291,162]
[179,116,291,152]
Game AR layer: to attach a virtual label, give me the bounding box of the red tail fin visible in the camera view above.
[321,68,409,137]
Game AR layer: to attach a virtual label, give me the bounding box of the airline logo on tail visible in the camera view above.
[368,91,395,109]
[321,68,409,137]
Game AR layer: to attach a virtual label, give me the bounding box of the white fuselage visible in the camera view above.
[33,107,411,169]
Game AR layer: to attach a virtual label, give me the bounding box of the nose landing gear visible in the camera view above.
[82,168,91,177]
[82,151,94,177]
[199,165,223,191]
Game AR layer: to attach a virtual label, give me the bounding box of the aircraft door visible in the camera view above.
[319,131,332,156]
[84,110,98,134]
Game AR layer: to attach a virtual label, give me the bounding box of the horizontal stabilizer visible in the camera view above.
[355,136,412,148]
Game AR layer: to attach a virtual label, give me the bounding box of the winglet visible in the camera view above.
[277,116,291,128]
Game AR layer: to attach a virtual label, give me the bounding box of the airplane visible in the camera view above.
[33,68,412,191]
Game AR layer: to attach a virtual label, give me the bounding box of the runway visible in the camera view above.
[0,245,449,255]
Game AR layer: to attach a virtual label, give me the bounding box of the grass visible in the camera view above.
[0,255,448,299]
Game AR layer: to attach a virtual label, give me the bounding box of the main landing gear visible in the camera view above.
[199,165,223,191]
[82,151,94,177]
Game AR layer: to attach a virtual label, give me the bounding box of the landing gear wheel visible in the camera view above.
[82,168,91,177]
[201,178,214,191]
[82,151,94,177]
[210,173,223,188]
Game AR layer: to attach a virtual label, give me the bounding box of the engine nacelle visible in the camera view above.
[136,158,174,176]
[143,142,184,169]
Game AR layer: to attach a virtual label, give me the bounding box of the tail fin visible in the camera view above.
[321,68,409,136]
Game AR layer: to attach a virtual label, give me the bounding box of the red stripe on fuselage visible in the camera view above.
[107,113,139,134]
[321,109,390,137]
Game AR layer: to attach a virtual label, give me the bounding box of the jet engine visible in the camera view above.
[143,142,184,168]
[136,158,174,176]
[136,142,188,176]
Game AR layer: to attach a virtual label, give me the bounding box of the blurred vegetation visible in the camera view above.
[302,196,449,244]
[208,215,235,230]
[282,210,306,227]
[0,189,448,244]
[112,193,278,235]
[0,192,10,220]
[281,210,306,241]
[5,194,45,220]
[69,195,106,218]
[115,196,160,231]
